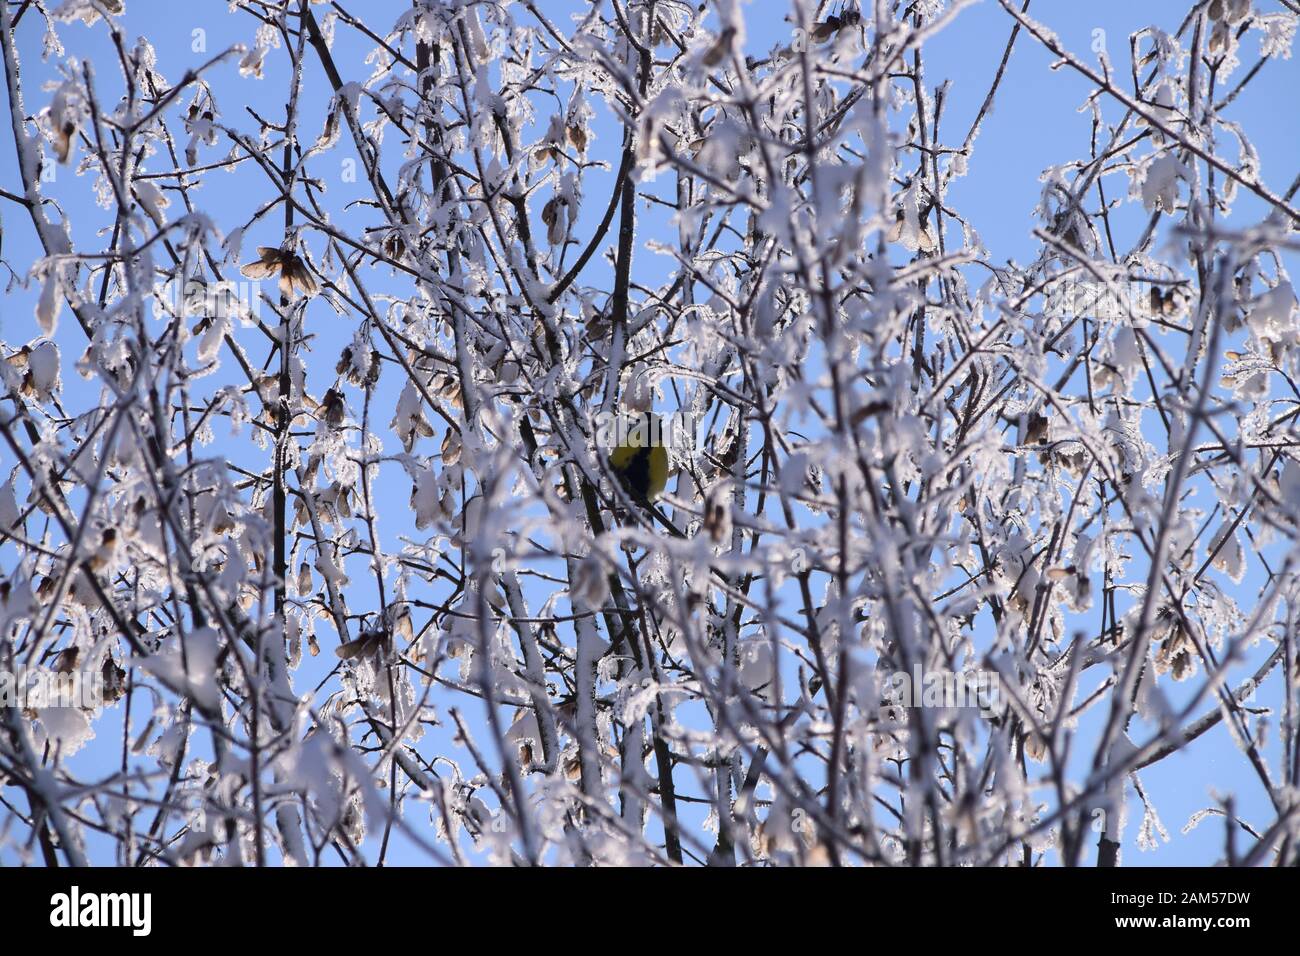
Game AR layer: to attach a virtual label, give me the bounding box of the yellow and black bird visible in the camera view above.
[608,412,669,506]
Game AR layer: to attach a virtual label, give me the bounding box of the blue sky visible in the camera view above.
[3,1,1297,865]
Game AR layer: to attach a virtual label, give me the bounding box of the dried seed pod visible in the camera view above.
[54,646,80,674]
[570,552,609,608]
[319,387,346,428]
[704,485,732,544]
[813,11,860,42]
[337,343,381,387]
[702,26,737,66]
[89,527,118,571]
[1024,412,1049,446]
[240,246,319,298]
[441,428,462,466]
[335,628,391,662]
[101,656,127,704]
[386,602,414,641]
[53,119,77,163]
[566,123,588,153]
[1024,732,1048,762]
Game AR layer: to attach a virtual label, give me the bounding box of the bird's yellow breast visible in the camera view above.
[610,441,668,502]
